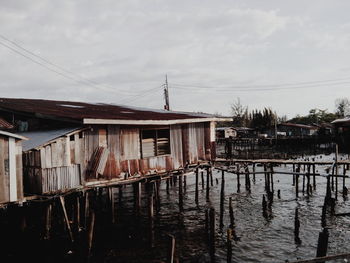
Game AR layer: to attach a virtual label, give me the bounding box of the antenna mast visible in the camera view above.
[164,75,170,111]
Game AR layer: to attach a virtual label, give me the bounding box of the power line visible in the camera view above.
[171,76,350,90]
[170,79,350,93]
[0,35,137,97]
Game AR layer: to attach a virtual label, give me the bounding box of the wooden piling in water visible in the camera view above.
[294,208,301,244]
[195,168,199,204]
[236,163,241,193]
[201,170,205,189]
[253,163,256,183]
[293,164,296,186]
[219,174,225,230]
[87,209,96,256]
[229,197,235,228]
[313,164,316,189]
[167,234,176,263]
[59,195,74,243]
[209,207,216,256]
[179,174,183,211]
[206,168,210,201]
[44,202,52,240]
[316,228,329,260]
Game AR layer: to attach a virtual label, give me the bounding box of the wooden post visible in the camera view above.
[294,208,301,244]
[292,164,296,186]
[167,234,176,263]
[236,163,241,193]
[74,193,81,232]
[201,170,205,189]
[253,163,256,183]
[59,195,74,243]
[343,165,348,197]
[209,167,213,187]
[206,168,210,201]
[270,164,274,192]
[209,207,216,256]
[229,197,235,228]
[109,187,115,224]
[227,228,232,263]
[44,203,52,240]
[262,195,268,218]
[148,194,155,248]
[316,228,329,260]
[179,174,183,211]
[219,174,225,230]
[313,164,316,189]
[166,177,170,195]
[84,191,90,229]
[195,168,199,204]
[296,168,299,199]
[134,182,142,214]
[87,210,96,255]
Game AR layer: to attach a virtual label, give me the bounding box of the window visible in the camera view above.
[141,129,170,158]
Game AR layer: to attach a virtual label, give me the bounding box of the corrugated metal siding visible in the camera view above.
[187,123,206,164]
[41,165,81,194]
[120,128,140,160]
[170,125,183,169]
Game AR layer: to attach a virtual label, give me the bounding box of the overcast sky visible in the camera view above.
[1,0,350,119]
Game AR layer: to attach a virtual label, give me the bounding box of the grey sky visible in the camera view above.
[0,0,349,119]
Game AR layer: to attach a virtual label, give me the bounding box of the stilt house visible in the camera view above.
[0,130,27,204]
[0,98,227,194]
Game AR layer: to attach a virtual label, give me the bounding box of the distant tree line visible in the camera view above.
[217,97,350,130]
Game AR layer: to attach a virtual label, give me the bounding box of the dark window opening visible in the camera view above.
[141,129,170,158]
[70,135,75,141]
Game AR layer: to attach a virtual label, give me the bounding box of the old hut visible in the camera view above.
[0,98,227,194]
[0,130,27,204]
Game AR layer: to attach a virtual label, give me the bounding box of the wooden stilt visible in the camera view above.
[179,174,183,211]
[59,196,74,243]
[195,168,199,204]
[236,164,240,193]
[201,170,205,189]
[44,203,52,240]
[87,210,96,255]
[167,234,176,263]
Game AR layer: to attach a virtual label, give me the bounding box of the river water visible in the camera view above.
[87,153,350,263]
[2,154,350,263]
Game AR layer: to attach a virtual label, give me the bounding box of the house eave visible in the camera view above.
[83,117,231,125]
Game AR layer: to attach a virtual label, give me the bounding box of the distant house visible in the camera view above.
[265,123,318,137]
[0,98,227,194]
[332,117,350,148]
[216,127,255,140]
[0,130,27,204]
[216,127,237,139]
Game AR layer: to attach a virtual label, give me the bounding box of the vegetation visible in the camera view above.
[224,97,350,129]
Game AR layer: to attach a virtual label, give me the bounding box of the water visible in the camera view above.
[90,153,350,262]
[2,154,350,262]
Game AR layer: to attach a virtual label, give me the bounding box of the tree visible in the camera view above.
[335,98,350,117]
[231,98,248,126]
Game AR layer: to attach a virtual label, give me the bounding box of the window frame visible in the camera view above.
[140,128,171,158]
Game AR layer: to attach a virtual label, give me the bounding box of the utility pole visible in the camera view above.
[164,75,170,111]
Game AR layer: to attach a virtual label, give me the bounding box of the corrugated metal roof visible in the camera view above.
[280,123,318,129]
[18,127,81,151]
[0,98,215,122]
[331,117,350,124]
[0,117,13,129]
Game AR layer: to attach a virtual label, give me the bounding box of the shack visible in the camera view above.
[265,123,318,137]
[0,130,27,204]
[0,98,227,194]
[332,117,350,149]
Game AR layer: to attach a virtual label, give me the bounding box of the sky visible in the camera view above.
[1,0,350,119]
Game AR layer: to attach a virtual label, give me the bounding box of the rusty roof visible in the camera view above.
[280,122,318,129]
[0,117,13,129]
[0,98,221,124]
